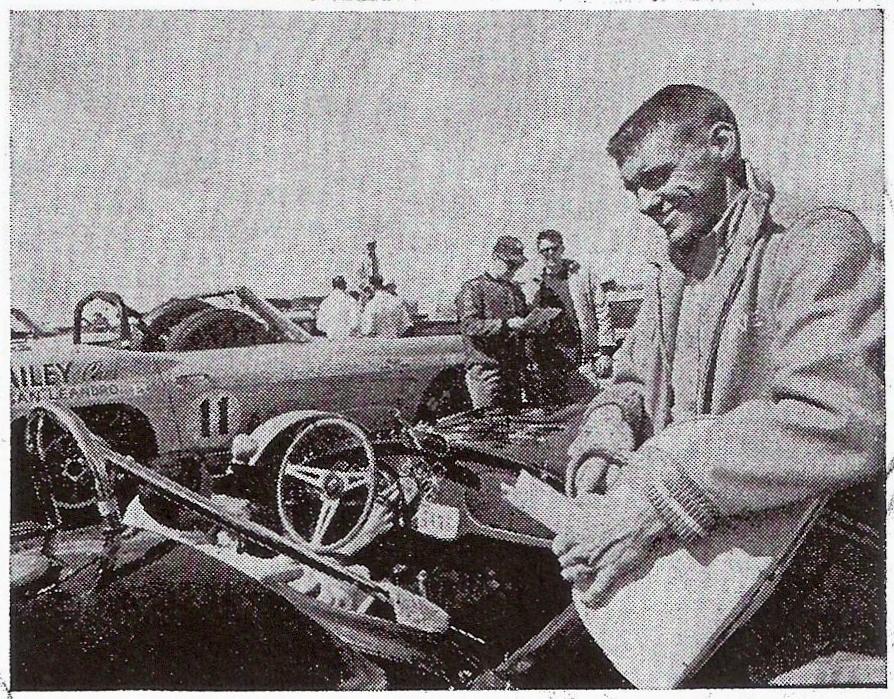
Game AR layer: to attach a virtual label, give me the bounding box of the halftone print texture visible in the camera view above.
[8,8,885,691]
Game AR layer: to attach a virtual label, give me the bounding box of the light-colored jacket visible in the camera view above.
[524,260,615,359]
[359,290,412,338]
[593,189,884,521]
[315,289,360,340]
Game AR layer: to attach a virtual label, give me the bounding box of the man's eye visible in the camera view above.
[640,167,673,191]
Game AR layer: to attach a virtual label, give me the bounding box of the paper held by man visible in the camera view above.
[502,470,825,688]
[517,305,561,332]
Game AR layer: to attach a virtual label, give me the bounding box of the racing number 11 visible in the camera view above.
[199,395,229,437]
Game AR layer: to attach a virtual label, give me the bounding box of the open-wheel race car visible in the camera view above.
[11,401,587,689]
[10,400,884,689]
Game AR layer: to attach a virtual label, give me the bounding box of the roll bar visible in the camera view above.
[72,291,144,345]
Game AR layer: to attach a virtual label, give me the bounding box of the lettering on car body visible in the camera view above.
[10,381,150,406]
[10,361,117,390]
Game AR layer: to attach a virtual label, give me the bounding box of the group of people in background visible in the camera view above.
[315,273,412,339]
[316,226,618,409]
[315,226,618,410]
[456,230,617,411]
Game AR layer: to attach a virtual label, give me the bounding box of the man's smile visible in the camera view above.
[655,207,679,232]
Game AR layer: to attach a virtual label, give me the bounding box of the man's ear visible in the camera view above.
[707,121,739,165]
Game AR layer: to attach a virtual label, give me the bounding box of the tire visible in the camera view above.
[12,406,160,531]
[133,298,212,351]
[166,307,278,351]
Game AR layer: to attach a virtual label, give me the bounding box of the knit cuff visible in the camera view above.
[643,448,720,541]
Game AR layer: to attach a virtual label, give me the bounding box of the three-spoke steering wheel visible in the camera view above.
[276,418,379,553]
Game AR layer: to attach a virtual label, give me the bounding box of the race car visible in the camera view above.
[10,401,882,689]
[11,287,470,536]
[11,402,574,689]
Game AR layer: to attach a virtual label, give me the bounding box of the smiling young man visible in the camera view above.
[551,84,884,685]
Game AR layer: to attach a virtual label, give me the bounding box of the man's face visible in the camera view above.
[493,256,522,279]
[538,239,564,268]
[617,124,728,254]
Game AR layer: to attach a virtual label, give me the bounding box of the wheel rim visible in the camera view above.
[40,428,96,510]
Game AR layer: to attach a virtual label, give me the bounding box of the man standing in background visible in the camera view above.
[315,276,360,340]
[526,230,616,406]
[455,236,531,410]
[359,275,412,338]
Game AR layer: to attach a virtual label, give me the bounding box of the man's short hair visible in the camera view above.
[537,229,563,247]
[607,84,738,164]
[332,276,347,290]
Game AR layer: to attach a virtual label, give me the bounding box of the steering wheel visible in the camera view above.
[25,410,98,513]
[276,418,380,553]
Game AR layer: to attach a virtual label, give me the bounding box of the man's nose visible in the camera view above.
[636,188,663,217]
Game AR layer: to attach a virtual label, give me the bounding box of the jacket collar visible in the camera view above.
[649,165,774,420]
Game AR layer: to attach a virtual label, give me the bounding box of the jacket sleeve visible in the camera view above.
[580,275,659,432]
[639,210,884,529]
[456,280,507,337]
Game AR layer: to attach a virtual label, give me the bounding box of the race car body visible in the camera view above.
[11,291,467,536]
[12,333,466,455]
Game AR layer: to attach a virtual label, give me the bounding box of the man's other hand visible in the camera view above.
[571,456,621,495]
[552,481,665,608]
[566,404,634,493]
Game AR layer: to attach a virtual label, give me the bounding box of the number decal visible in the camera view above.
[218,395,229,434]
[193,393,241,439]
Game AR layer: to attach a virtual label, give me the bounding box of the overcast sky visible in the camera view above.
[10,10,883,324]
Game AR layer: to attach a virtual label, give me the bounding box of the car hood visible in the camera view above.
[164,334,465,378]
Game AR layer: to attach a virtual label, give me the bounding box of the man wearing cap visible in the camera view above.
[526,229,616,406]
[455,236,530,410]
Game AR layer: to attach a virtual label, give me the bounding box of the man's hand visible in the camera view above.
[566,404,635,495]
[552,480,666,608]
[572,456,622,496]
